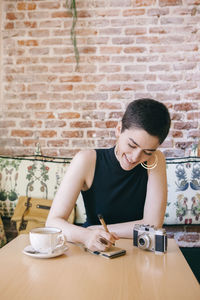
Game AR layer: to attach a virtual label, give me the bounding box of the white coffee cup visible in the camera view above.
[29,227,65,254]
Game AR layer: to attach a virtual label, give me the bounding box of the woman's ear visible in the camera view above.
[115,121,122,138]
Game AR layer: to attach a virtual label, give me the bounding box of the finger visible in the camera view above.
[96,239,109,251]
[99,237,109,245]
[111,232,119,240]
[87,241,106,252]
[100,232,115,246]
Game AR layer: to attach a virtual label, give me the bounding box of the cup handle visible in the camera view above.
[55,233,65,249]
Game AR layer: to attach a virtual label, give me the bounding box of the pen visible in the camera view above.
[98,214,115,246]
[98,214,109,233]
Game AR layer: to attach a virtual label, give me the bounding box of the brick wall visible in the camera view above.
[0,0,200,158]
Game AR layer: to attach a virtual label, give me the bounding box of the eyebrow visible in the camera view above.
[128,138,156,152]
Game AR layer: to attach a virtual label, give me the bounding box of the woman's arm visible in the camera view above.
[90,150,168,238]
[142,150,167,227]
[46,150,117,250]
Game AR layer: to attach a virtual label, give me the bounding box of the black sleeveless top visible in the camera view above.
[81,147,148,226]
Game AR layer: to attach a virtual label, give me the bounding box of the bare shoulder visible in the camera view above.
[73,149,96,166]
[146,150,166,176]
[71,150,96,190]
[69,149,96,185]
[156,150,166,163]
[147,149,165,165]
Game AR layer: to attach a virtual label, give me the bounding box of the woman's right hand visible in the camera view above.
[84,228,118,252]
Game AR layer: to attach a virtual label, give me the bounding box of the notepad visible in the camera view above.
[87,246,126,259]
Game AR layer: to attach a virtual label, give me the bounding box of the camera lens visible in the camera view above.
[138,238,145,246]
[137,234,150,250]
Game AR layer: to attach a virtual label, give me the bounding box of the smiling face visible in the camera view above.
[115,123,160,171]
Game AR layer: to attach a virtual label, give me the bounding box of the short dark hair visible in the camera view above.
[121,98,171,144]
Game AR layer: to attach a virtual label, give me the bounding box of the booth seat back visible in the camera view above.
[0,155,85,224]
[165,156,200,225]
[0,155,200,227]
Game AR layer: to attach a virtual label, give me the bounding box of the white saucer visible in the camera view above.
[23,244,68,259]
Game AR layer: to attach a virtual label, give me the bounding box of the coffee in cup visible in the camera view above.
[29,227,65,254]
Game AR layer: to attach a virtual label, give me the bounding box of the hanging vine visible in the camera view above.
[66,0,79,70]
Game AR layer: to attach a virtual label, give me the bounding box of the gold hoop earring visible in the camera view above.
[141,154,158,170]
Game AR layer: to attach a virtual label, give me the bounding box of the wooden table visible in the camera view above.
[0,235,199,300]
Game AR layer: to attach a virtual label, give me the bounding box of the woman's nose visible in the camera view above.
[131,149,142,162]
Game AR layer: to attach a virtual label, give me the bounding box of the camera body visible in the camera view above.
[133,224,167,253]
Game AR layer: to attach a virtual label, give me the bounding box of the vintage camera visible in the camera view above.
[133,224,167,253]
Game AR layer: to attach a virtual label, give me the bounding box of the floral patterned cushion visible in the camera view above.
[0,156,86,224]
[164,157,200,225]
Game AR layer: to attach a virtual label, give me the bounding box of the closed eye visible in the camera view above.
[143,151,153,156]
[128,142,155,156]
[128,143,136,149]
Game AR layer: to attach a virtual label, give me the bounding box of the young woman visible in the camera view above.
[46,98,171,252]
